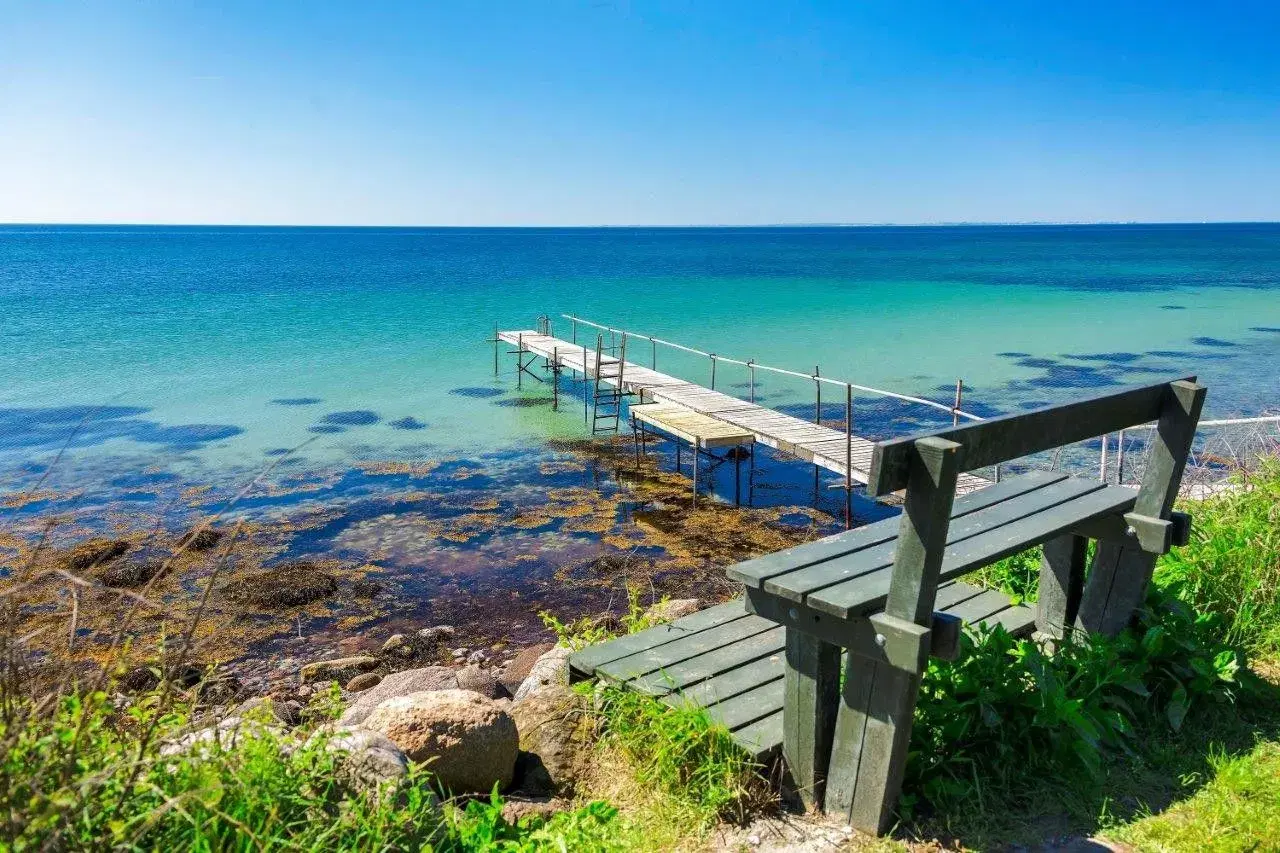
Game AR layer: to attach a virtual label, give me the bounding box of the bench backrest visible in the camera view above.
[868,376,1197,499]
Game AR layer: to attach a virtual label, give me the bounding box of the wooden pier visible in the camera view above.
[496,327,991,503]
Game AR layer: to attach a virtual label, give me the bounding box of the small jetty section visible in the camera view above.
[496,322,991,519]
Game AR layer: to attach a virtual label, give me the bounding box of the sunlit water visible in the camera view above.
[2,224,1278,677]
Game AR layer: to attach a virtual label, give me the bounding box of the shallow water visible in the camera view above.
[3,224,1279,681]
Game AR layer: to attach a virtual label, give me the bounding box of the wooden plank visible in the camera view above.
[1036,534,1088,638]
[783,629,841,808]
[884,436,961,624]
[568,600,747,674]
[809,483,1138,619]
[731,709,784,756]
[937,588,1013,624]
[665,647,785,709]
[597,615,776,683]
[868,377,1192,495]
[727,471,1066,589]
[702,678,785,731]
[762,475,1101,603]
[980,602,1038,636]
[625,626,786,695]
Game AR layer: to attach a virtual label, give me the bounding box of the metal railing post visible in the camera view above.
[845,383,853,530]
[1117,429,1126,485]
[953,379,963,427]
[1099,433,1109,482]
[710,354,717,390]
[748,360,756,403]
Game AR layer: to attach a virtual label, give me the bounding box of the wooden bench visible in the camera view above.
[730,376,1205,832]
[570,377,1204,834]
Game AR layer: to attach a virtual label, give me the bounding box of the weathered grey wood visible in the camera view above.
[733,709,784,756]
[704,678,785,731]
[728,471,1065,589]
[867,377,1194,496]
[597,615,775,683]
[1077,380,1206,635]
[1036,535,1088,638]
[568,600,747,675]
[783,629,841,809]
[981,602,1038,636]
[809,483,1138,619]
[667,651,785,710]
[846,662,922,834]
[763,475,1101,603]
[626,626,785,695]
[939,588,1015,625]
[822,652,877,817]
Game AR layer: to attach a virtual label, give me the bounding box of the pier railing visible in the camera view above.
[556,313,1278,494]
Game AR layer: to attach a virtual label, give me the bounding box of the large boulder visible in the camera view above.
[500,643,555,695]
[299,656,378,684]
[510,685,594,796]
[364,689,518,795]
[644,598,702,624]
[338,666,458,727]
[514,647,572,701]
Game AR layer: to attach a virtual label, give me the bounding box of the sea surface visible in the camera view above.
[3,224,1279,681]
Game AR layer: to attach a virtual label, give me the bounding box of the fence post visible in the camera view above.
[749,360,756,404]
[516,333,524,390]
[572,318,577,345]
[552,347,559,411]
[1117,429,1126,485]
[952,379,963,427]
[845,383,853,530]
[651,337,657,370]
[493,325,499,376]
[710,354,717,390]
[1099,433,1109,482]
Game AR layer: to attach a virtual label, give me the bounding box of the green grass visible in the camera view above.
[1110,741,1280,852]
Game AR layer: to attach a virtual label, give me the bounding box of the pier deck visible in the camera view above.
[498,330,990,495]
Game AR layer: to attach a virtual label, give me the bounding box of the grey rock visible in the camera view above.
[500,643,555,695]
[417,625,456,645]
[510,685,594,795]
[337,665,459,727]
[319,727,413,798]
[233,696,302,726]
[299,655,378,684]
[644,598,702,624]
[345,672,383,692]
[514,647,572,701]
[457,664,505,699]
[381,634,415,657]
[364,689,518,795]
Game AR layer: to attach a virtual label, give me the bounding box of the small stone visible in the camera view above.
[234,696,302,726]
[346,673,382,693]
[62,538,131,573]
[381,634,414,657]
[417,625,456,644]
[500,796,569,825]
[318,727,413,798]
[223,562,338,609]
[98,559,165,589]
[451,647,468,658]
[748,834,760,846]
[456,664,504,699]
[466,649,488,666]
[299,656,378,684]
[178,527,223,552]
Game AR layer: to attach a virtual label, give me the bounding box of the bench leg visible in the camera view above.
[783,628,840,810]
[1036,534,1088,639]
[1076,541,1155,636]
[824,656,921,834]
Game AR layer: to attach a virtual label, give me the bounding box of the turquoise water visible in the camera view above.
[3,223,1279,486]
[3,224,1280,673]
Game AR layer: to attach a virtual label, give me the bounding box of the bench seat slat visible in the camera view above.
[627,626,786,695]
[596,614,776,683]
[809,483,1138,619]
[569,600,747,675]
[731,709,784,757]
[763,475,1103,603]
[727,470,1067,589]
[702,678,785,731]
[663,650,786,710]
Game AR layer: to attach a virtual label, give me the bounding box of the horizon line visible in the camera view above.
[2,219,1279,229]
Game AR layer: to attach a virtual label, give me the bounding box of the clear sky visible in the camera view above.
[2,1,1279,226]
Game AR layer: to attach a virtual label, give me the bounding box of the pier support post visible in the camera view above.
[845,383,853,530]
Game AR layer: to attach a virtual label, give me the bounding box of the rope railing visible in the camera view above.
[562,313,984,422]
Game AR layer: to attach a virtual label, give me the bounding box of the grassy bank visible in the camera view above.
[3,461,1279,850]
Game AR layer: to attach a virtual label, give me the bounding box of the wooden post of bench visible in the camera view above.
[825,436,960,833]
[1076,380,1205,635]
[783,631,841,809]
[1035,534,1088,639]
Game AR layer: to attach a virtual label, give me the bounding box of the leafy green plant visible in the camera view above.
[905,590,1248,816]
[540,584,666,650]
[449,790,627,851]
[1155,459,1280,654]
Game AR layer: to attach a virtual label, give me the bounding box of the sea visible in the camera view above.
[3,223,1279,681]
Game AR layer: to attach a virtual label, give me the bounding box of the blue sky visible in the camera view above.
[2,1,1279,225]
